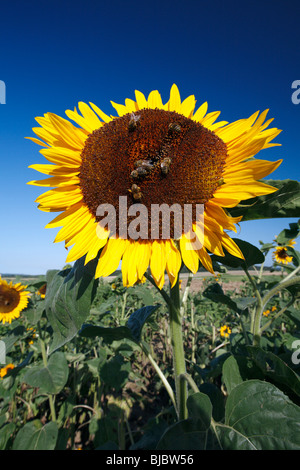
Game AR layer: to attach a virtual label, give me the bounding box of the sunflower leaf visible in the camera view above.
[45,257,98,354]
[12,420,58,450]
[228,179,300,220]
[211,238,265,269]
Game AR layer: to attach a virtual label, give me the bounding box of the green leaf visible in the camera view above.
[211,239,265,269]
[127,305,160,342]
[222,356,244,394]
[198,383,225,422]
[215,424,257,450]
[99,354,131,391]
[228,179,300,220]
[12,420,58,450]
[80,324,134,343]
[186,392,212,429]
[224,380,300,449]
[1,325,26,355]
[80,305,159,344]
[45,257,98,354]
[247,346,300,397]
[156,393,219,450]
[276,221,300,245]
[203,283,256,313]
[156,420,218,450]
[23,351,69,394]
[0,422,15,449]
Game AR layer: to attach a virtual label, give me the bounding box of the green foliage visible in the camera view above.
[228,179,300,220]
[0,215,299,450]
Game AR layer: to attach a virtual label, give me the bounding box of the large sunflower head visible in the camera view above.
[27,85,282,289]
[0,277,30,324]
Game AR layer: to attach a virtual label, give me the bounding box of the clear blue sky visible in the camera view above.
[0,0,299,274]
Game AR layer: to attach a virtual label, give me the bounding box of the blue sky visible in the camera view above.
[0,0,299,274]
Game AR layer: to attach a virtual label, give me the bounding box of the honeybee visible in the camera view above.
[128,112,141,131]
[129,183,142,201]
[134,160,154,171]
[168,122,181,133]
[160,157,172,175]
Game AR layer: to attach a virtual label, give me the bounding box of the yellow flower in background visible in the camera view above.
[0,277,30,324]
[220,325,232,338]
[37,283,47,299]
[28,85,281,289]
[0,363,15,378]
[273,246,293,265]
[271,306,277,312]
[263,309,270,317]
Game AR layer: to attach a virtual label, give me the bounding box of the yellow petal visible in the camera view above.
[150,241,166,288]
[168,84,181,111]
[96,238,127,278]
[180,235,199,273]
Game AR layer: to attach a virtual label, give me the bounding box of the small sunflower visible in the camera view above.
[273,246,293,265]
[0,277,30,324]
[0,363,15,378]
[220,325,232,338]
[28,85,282,289]
[37,283,47,299]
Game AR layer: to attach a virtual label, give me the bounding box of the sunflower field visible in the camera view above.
[1,85,300,452]
[0,217,300,451]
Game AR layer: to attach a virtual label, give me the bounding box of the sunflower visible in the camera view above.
[0,363,15,378]
[273,246,293,265]
[0,277,30,324]
[220,325,232,338]
[27,85,282,289]
[37,283,47,299]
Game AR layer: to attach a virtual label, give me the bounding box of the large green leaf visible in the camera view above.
[156,393,219,450]
[276,222,300,245]
[80,305,159,344]
[23,351,69,394]
[211,239,265,269]
[247,346,300,397]
[127,305,160,342]
[203,282,257,313]
[45,257,98,354]
[12,420,58,450]
[224,380,300,449]
[228,179,300,220]
[80,324,134,343]
[222,355,244,394]
[99,354,131,391]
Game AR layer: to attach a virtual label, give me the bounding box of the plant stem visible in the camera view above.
[243,268,263,346]
[38,326,56,422]
[140,341,177,412]
[169,277,188,420]
[253,276,300,345]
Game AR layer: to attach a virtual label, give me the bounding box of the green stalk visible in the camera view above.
[140,341,177,412]
[39,337,56,422]
[243,268,263,346]
[37,321,56,423]
[252,275,300,346]
[169,278,188,420]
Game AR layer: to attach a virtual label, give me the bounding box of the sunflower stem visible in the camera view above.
[252,275,300,346]
[168,277,188,421]
[37,322,57,422]
[244,268,263,346]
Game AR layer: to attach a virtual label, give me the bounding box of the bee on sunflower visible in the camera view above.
[27,85,282,289]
